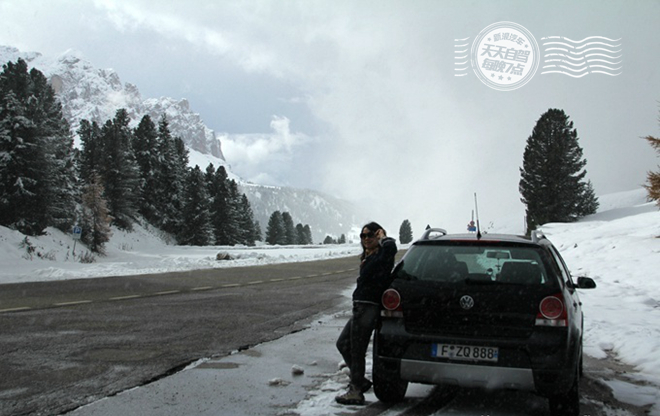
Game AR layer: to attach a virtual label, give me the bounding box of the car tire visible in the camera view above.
[372,354,408,403]
[548,365,580,416]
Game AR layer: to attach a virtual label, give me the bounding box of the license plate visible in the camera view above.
[432,343,499,362]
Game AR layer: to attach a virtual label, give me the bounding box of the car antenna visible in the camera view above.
[474,193,482,240]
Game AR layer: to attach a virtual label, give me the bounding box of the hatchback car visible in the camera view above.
[373,228,596,416]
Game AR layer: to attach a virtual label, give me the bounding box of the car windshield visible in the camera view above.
[394,243,553,285]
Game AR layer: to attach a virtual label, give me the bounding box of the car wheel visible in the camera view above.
[372,354,408,403]
[548,366,580,416]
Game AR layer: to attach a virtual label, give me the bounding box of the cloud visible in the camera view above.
[221,116,312,186]
[1,1,658,236]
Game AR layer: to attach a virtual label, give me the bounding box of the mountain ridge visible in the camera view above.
[0,45,360,242]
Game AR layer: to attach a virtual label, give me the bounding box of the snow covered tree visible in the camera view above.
[0,59,77,235]
[132,115,161,223]
[253,220,262,242]
[81,172,112,254]
[519,109,599,232]
[178,165,213,245]
[282,211,296,245]
[78,119,103,182]
[399,219,413,244]
[237,194,257,246]
[98,109,141,230]
[303,224,313,245]
[643,134,660,207]
[265,210,286,245]
[154,115,186,236]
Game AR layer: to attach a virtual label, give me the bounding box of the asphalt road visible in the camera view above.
[0,256,361,416]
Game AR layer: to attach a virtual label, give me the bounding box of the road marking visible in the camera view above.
[247,280,264,285]
[269,278,285,282]
[54,300,93,306]
[153,290,181,296]
[287,276,303,280]
[221,283,240,288]
[191,286,213,291]
[0,306,32,313]
[109,295,142,301]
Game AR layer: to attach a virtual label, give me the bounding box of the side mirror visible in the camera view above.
[577,276,597,289]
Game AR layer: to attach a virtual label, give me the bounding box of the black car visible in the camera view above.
[373,228,596,416]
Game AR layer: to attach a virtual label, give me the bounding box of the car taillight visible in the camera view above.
[381,289,403,318]
[536,294,568,327]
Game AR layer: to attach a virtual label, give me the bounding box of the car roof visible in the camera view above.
[414,228,551,247]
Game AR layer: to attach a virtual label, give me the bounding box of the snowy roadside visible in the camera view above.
[0,223,364,284]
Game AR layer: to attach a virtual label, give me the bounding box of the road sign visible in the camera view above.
[72,226,82,240]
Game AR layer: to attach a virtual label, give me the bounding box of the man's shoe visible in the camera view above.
[335,386,365,405]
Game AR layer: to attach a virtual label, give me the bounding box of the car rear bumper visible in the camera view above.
[400,358,536,390]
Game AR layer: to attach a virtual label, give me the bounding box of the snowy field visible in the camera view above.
[1,189,659,415]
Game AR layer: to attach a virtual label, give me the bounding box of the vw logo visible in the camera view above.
[459,295,475,310]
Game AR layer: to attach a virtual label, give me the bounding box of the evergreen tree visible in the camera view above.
[78,119,103,182]
[265,211,285,245]
[237,194,257,246]
[132,115,161,223]
[399,219,413,244]
[303,224,313,245]
[98,109,141,230]
[338,234,347,244]
[295,223,306,245]
[80,173,112,254]
[178,165,213,245]
[154,116,186,236]
[253,220,262,242]
[209,165,233,245]
[519,109,599,232]
[281,211,296,245]
[225,179,244,244]
[0,59,77,235]
[643,133,660,207]
[323,235,336,244]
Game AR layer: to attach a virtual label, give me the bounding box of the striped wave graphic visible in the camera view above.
[541,36,622,77]
[454,37,470,77]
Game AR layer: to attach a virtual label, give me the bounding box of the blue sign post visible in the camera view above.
[72,226,82,254]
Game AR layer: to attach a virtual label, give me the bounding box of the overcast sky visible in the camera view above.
[1,0,658,234]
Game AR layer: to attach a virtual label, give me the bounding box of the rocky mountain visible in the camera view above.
[0,46,360,242]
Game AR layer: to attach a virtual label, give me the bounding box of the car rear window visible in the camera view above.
[395,243,554,285]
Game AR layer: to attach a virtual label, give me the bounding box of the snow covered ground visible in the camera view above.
[1,189,659,415]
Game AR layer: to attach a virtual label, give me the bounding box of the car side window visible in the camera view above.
[548,245,575,288]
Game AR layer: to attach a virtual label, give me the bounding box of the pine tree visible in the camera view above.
[282,212,296,245]
[295,223,306,244]
[178,165,213,246]
[399,219,413,244]
[643,134,660,207]
[0,59,77,235]
[237,194,257,246]
[78,119,103,182]
[265,211,285,245]
[154,115,186,236]
[303,224,313,245]
[98,109,141,230]
[81,173,112,254]
[132,115,161,223]
[519,109,599,232]
[209,165,232,245]
[253,220,262,242]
